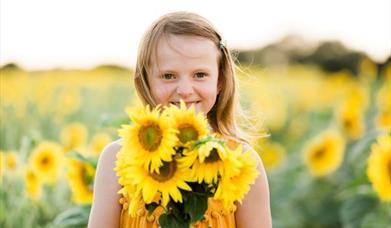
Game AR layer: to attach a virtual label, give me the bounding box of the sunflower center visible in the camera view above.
[312,147,326,160]
[138,124,162,151]
[40,156,51,168]
[79,165,94,191]
[178,124,198,143]
[150,161,177,182]
[204,148,220,163]
[343,118,352,129]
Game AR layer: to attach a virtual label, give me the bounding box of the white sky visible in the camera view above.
[1,0,390,70]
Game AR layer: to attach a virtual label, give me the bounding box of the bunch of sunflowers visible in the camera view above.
[115,101,259,227]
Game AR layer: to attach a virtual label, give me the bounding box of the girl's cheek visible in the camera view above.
[155,86,173,103]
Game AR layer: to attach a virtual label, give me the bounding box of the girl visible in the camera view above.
[88,11,272,228]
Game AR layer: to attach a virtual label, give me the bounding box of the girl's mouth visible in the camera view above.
[170,101,200,108]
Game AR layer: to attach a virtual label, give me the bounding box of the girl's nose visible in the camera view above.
[176,78,194,98]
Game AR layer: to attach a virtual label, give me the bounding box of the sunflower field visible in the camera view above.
[0,60,390,227]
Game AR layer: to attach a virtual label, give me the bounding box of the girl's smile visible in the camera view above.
[148,34,220,115]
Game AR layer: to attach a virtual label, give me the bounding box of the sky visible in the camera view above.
[1,0,390,70]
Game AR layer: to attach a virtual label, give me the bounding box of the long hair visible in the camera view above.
[134,11,248,143]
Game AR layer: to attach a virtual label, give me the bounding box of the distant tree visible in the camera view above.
[305,41,365,75]
[236,35,388,76]
[0,63,22,72]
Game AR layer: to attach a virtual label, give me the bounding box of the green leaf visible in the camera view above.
[159,213,190,228]
[146,202,159,215]
[183,191,208,224]
[340,195,378,228]
[191,136,225,150]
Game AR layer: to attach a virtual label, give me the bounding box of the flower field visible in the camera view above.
[0,62,390,227]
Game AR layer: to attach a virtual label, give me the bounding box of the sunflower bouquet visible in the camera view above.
[115,101,259,227]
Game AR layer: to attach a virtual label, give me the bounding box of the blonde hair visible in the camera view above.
[134,11,248,143]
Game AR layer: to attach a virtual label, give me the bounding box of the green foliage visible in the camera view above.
[340,195,378,228]
[53,205,91,228]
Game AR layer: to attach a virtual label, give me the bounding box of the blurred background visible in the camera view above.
[1,0,390,227]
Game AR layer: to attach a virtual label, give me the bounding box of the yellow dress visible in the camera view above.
[119,137,240,228]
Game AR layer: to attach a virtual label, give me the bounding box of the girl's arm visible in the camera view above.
[88,141,122,228]
[235,145,272,228]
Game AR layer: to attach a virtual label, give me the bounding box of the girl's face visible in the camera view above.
[148,34,220,115]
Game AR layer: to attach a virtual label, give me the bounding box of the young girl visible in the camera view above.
[88,11,272,228]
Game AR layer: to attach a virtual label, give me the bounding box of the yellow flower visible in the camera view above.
[116,159,145,216]
[375,82,391,130]
[127,192,145,217]
[61,122,88,152]
[67,159,95,204]
[0,151,4,182]
[24,168,42,201]
[180,141,238,184]
[163,101,209,146]
[29,141,64,184]
[367,134,391,202]
[257,141,285,170]
[5,151,19,172]
[337,100,365,140]
[118,105,177,173]
[214,146,259,208]
[376,109,391,130]
[117,156,192,208]
[376,82,391,109]
[89,133,111,155]
[303,130,346,177]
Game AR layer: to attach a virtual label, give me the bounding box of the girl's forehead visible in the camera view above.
[153,34,219,71]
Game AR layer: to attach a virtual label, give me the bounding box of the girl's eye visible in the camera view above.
[161,73,175,80]
[194,72,207,79]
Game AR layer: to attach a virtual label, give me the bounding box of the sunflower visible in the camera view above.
[118,105,177,173]
[24,168,42,201]
[61,122,88,152]
[180,140,238,184]
[367,134,391,202]
[214,145,259,208]
[5,151,19,172]
[163,101,209,146]
[0,151,3,182]
[257,141,285,170]
[29,141,64,184]
[376,82,391,109]
[337,101,365,140]
[116,154,140,206]
[67,159,95,204]
[303,130,346,177]
[120,156,192,208]
[376,109,391,130]
[376,82,391,130]
[90,132,112,155]
[116,164,156,217]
